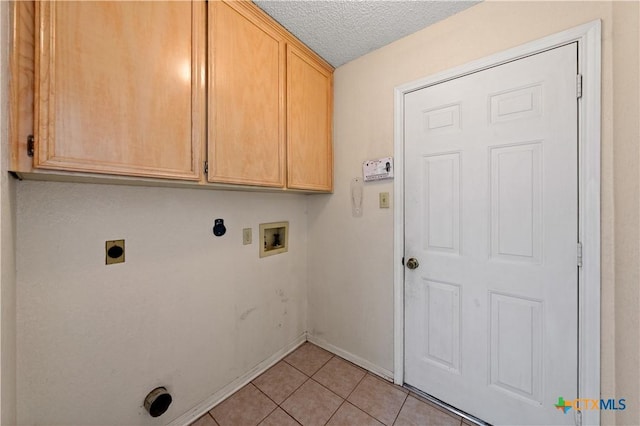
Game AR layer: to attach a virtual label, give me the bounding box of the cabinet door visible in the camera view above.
[208,1,285,187]
[34,2,205,180]
[286,45,333,191]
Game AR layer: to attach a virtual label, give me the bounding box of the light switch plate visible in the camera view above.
[242,228,252,245]
[379,192,390,208]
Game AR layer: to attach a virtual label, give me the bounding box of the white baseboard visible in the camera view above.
[306,334,394,382]
[168,333,307,426]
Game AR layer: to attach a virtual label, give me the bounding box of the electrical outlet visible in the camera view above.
[242,228,252,245]
[105,239,125,265]
[379,192,390,208]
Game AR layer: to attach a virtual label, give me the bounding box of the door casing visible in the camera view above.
[393,20,601,425]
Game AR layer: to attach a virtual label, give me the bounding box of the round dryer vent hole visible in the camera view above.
[144,387,172,418]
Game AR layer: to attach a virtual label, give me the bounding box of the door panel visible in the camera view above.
[404,43,578,425]
[489,292,543,403]
[423,279,461,372]
[423,153,461,254]
[490,142,542,262]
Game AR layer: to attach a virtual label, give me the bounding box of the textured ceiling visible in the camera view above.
[253,0,480,68]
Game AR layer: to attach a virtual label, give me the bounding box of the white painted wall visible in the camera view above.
[0,0,17,423]
[16,182,308,425]
[307,1,639,423]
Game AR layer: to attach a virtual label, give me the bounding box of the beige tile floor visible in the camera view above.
[190,343,469,426]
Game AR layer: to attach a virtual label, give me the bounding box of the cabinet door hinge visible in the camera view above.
[576,74,583,99]
[204,161,208,174]
[577,242,583,268]
[27,135,34,157]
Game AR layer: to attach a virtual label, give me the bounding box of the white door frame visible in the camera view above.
[393,21,601,425]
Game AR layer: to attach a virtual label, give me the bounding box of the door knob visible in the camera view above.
[406,258,419,270]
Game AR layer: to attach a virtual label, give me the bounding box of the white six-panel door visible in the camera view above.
[404,43,578,425]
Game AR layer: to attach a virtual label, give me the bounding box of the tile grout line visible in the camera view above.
[365,372,410,426]
[250,367,308,425]
[251,384,281,425]
[282,358,307,376]
[282,375,345,425]
[252,365,310,407]
[390,391,409,426]
[281,347,356,426]
[276,375,311,424]
[349,370,390,426]
[274,354,335,425]
[278,402,303,426]
[318,356,369,412]
[258,344,338,425]
[202,412,217,426]
[306,376,346,423]
[343,369,368,402]
[310,352,371,425]
[309,350,336,378]
[323,399,348,426]
[313,356,374,425]
[308,375,349,399]
[342,372,386,424]
[282,353,335,378]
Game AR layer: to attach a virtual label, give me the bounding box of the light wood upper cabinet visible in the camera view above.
[208,1,286,187]
[33,1,205,180]
[208,1,333,191]
[11,0,333,192]
[286,45,333,191]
